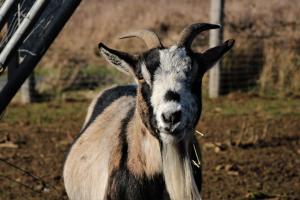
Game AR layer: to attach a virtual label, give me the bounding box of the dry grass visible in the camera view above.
[38,0,300,97]
[42,0,209,67]
[260,39,300,97]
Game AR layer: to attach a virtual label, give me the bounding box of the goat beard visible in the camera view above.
[161,133,201,200]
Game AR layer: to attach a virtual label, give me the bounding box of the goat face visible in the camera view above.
[99,23,234,143]
[138,46,201,143]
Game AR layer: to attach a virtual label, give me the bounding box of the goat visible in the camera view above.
[63,23,234,200]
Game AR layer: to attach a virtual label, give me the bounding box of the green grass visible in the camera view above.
[34,67,58,77]
[202,95,300,118]
[33,64,132,95]
[1,100,88,127]
[81,64,131,85]
[2,92,299,128]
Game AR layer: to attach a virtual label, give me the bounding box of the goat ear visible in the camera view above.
[200,39,235,73]
[98,43,137,75]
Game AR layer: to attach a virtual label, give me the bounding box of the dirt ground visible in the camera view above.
[0,95,299,200]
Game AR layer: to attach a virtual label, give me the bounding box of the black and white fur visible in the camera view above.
[63,23,234,200]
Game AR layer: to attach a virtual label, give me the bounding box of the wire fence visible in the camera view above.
[219,33,300,97]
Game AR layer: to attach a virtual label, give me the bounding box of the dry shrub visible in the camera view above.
[40,0,209,67]
[225,0,300,38]
[224,0,300,96]
[259,39,300,97]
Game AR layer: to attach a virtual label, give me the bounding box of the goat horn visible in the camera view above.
[177,23,221,49]
[119,29,163,49]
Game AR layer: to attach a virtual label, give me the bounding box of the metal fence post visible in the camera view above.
[209,0,224,98]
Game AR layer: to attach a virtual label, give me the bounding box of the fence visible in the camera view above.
[0,0,81,113]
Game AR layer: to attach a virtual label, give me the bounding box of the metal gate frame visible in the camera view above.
[0,0,81,114]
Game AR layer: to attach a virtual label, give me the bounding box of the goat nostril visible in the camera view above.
[171,111,181,124]
[161,111,181,125]
[162,113,169,123]
[164,127,171,132]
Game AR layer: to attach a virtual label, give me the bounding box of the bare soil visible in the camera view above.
[0,97,299,200]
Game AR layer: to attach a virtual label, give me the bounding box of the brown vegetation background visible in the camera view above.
[39,0,300,96]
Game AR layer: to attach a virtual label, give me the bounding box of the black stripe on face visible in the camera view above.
[140,48,161,83]
[119,107,136,167]
[140,83,159,138]
[164,90,180,102]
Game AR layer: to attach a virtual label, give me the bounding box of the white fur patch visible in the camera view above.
[162,141,201,200]
[64,129,111,200]
[160,132,177,144]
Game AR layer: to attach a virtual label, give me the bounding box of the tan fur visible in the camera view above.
[64,96,135,200]
[109,141,122,171]
[136,87,155,134]
[123,86,163,177]
[127,114,162,177]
